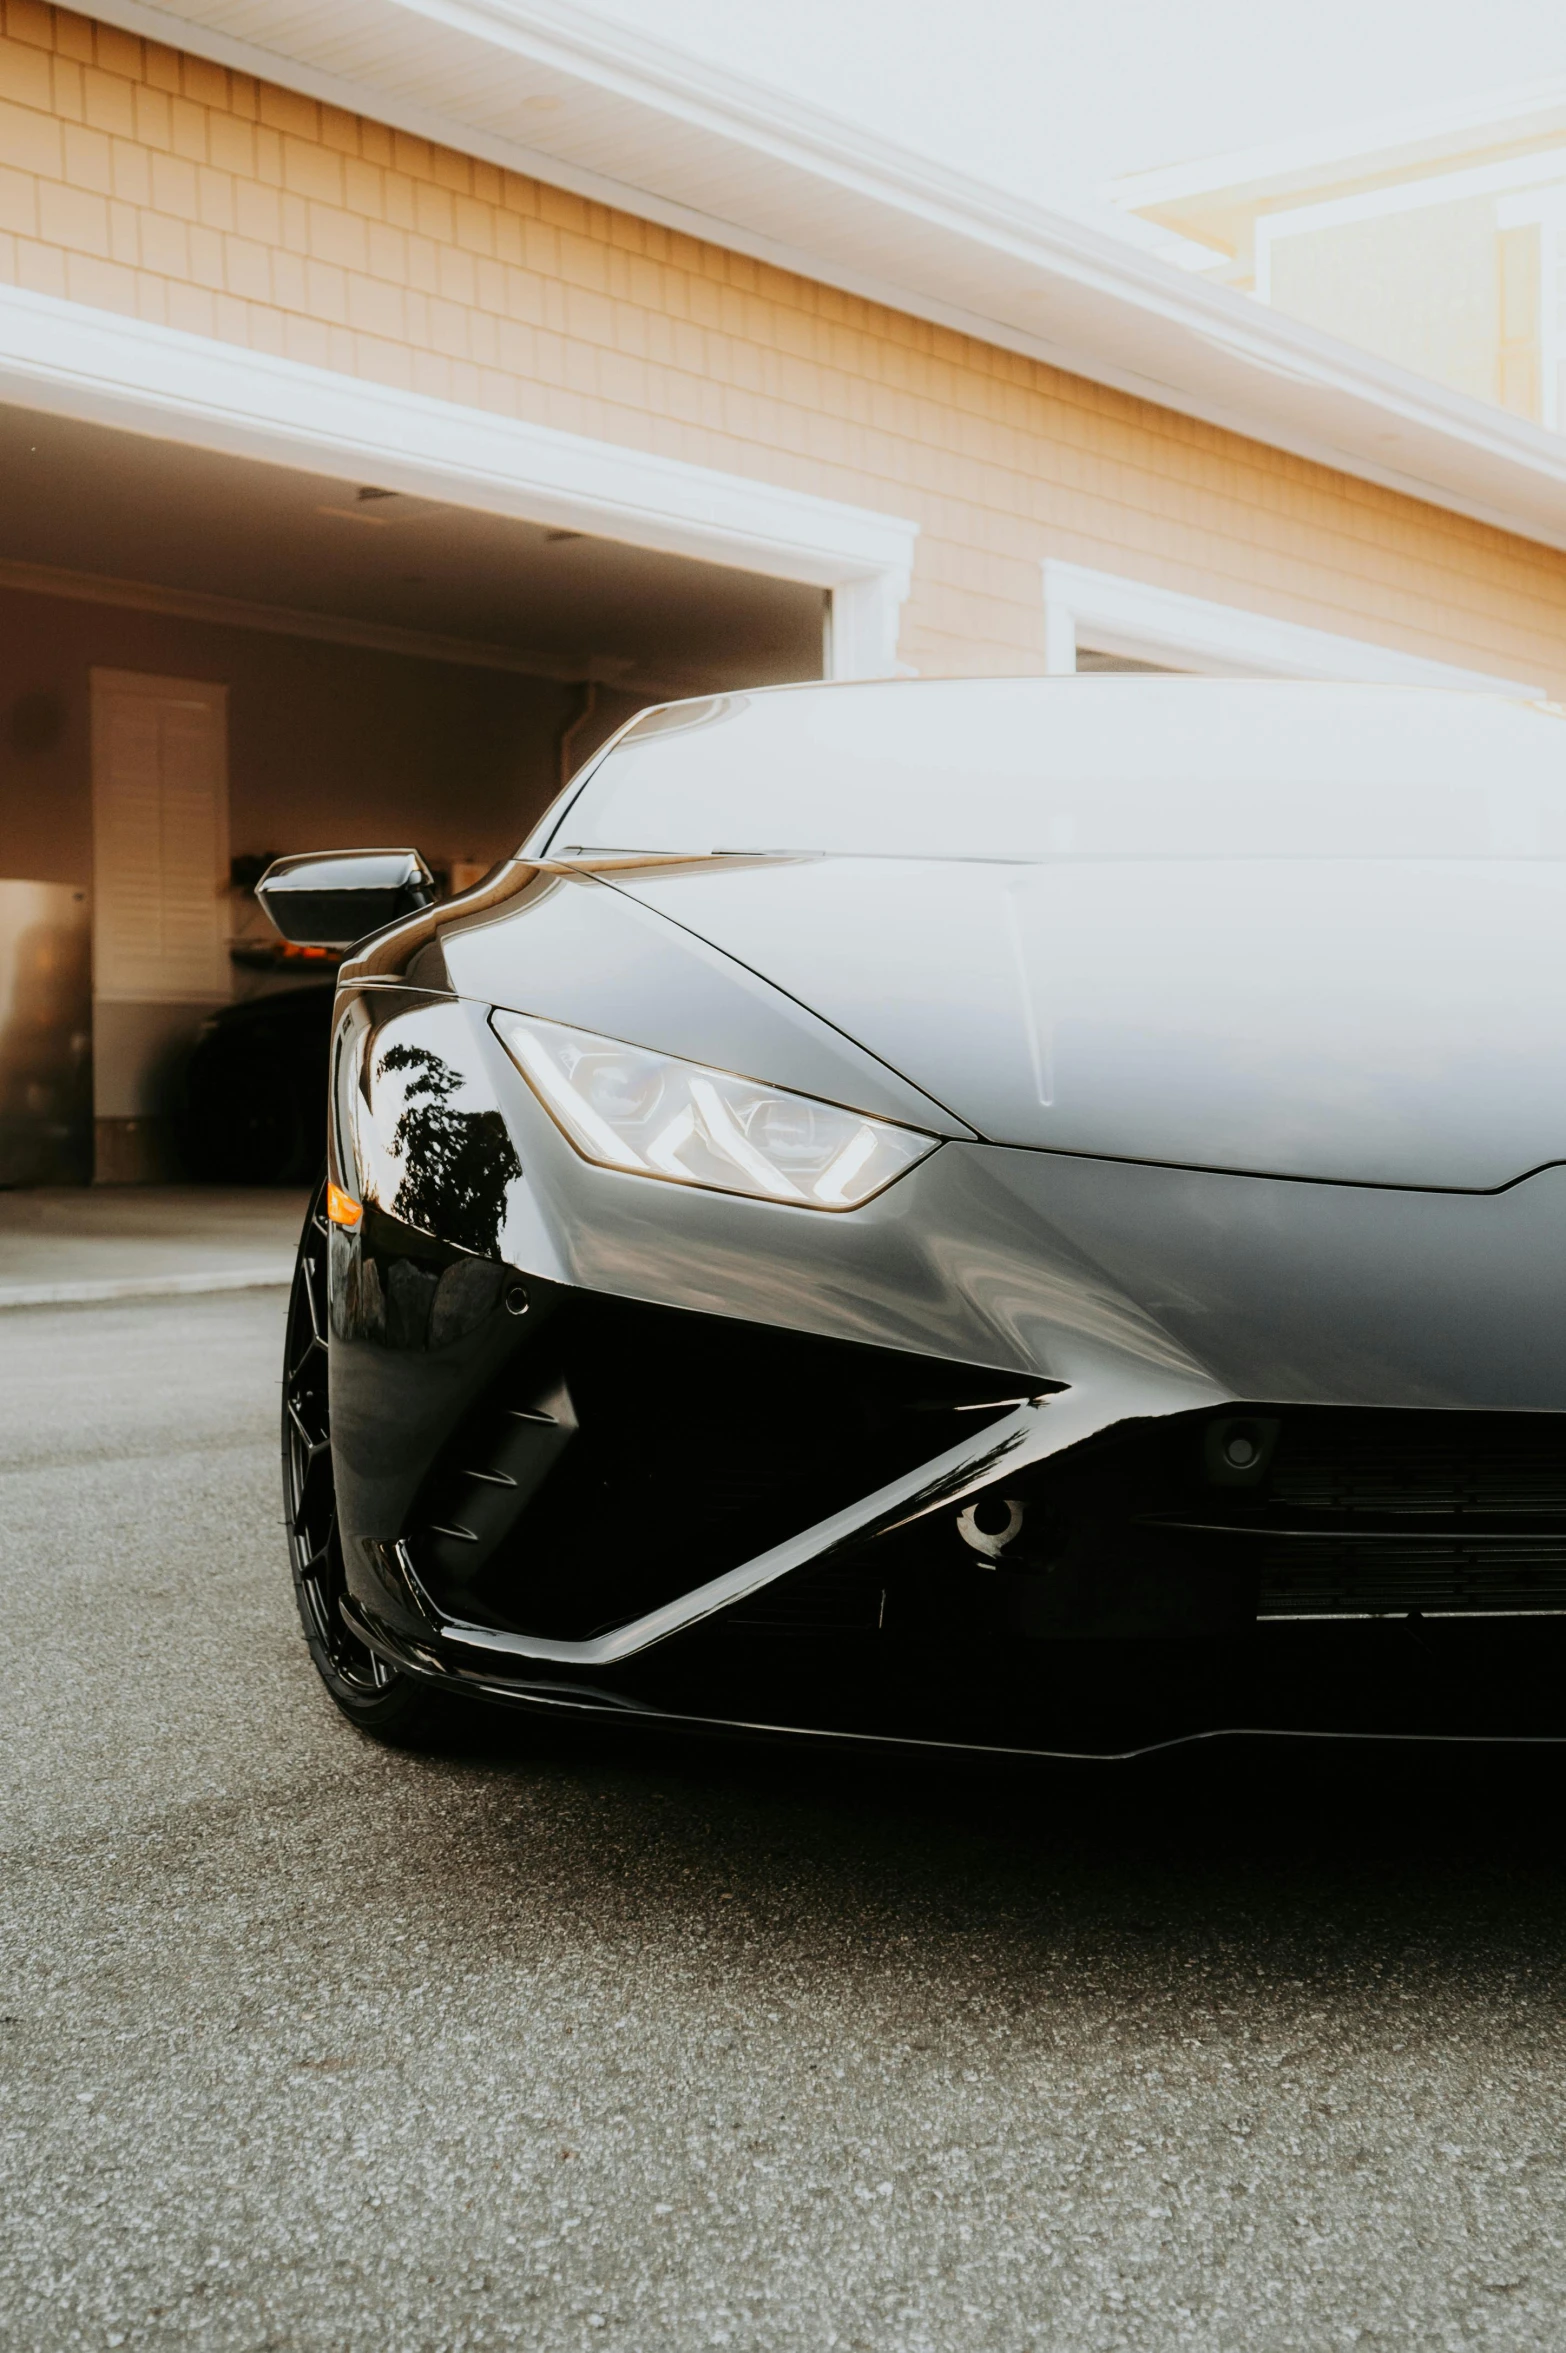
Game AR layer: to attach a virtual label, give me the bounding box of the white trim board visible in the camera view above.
[1112,78,1566,212]
[1258,147,1566,245]
[1495,196,1566,435]
[1498,188,1566,227]
[1041,561,1543,694]
[0,286,916,682]
[1252,148,1566,306]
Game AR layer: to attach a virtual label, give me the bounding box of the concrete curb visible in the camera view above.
[0,1265,295,1309]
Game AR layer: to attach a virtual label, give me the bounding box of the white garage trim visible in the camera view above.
[1041,559,1543,694]
[0,285,917,682]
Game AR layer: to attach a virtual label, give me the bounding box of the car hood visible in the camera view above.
[614,853,1566,1191]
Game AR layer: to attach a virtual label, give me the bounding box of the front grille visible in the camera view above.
[1257,1534,1566,1618]
[1268,1420,1566,1520]
[1176,1410,1566,1621]
[1249,1411,1566,1615]
[963,1404,1566,1634]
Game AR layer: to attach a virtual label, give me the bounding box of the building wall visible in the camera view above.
[2,4,1565,691]
[0,583,581,895]
[1555,227,1566,430]
[1267,200,1501,410]
[1497,223,1542,422]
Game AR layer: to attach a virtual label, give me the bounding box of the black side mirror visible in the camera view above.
[255,849,436,949]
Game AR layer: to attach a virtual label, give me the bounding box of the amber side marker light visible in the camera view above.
[325,1182,363,1230]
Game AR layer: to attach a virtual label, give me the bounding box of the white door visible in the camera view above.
[89,670,229,1157]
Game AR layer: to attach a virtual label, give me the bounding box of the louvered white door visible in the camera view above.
[90,672,229,1004]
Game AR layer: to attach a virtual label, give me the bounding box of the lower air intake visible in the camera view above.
[945,1403,1566,1635]
[1256,1536,1566,1619]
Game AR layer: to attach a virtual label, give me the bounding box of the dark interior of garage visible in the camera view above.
[0,403,827,1184]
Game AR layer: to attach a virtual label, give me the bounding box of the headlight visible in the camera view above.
[490,1009,938,1210]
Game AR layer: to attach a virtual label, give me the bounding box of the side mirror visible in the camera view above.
[255,849,436,950]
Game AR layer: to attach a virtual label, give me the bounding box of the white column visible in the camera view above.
[825,569,913,680]
[1042,588,1079,675]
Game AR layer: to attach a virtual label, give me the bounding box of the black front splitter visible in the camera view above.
[343,1600,1566,1761]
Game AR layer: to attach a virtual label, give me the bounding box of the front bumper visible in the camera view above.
[323,986,1566,1752]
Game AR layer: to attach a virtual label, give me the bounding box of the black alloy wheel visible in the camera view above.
[282,1180,447,1739]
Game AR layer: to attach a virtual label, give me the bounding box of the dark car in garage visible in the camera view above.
[180,978,336,1185]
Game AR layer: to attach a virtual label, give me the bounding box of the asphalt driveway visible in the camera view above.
[3,1288,1565,2350]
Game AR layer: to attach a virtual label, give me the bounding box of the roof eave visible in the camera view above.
[73,0,1566,556]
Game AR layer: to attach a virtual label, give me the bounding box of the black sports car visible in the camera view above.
[262,679,1566,1756]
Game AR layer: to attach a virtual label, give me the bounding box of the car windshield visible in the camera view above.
[552,677,1566,861]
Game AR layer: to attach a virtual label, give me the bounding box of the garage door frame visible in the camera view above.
[0,283,919,683]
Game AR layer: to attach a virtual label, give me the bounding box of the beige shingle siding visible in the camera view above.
[4,1,1565,688]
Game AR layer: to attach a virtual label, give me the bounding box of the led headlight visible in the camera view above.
[491,1009,938,1210]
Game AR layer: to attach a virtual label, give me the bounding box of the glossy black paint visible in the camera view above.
[337,855,968,1132]
[329,1205,531,1553]
[330,988,525,1254]
[270,688,1566,1754]
[284,1187,398,1698]
[313,1138,1566,1754]
[258,848,436,950]
[323,1183,1040,1656]
[326,871,1566,1414]
[308,934,1566,1746]
[348,1579,1566,1759]
[370,1040,521,1257]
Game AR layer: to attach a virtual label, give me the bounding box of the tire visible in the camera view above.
[281,1180,458,1742]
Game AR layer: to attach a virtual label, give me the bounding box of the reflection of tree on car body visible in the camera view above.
[373,1041,520,1260]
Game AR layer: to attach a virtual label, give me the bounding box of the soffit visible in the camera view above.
[80,0,1566,556]
[0,403,824,692]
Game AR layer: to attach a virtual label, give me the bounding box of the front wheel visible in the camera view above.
[282,1181,453,1741]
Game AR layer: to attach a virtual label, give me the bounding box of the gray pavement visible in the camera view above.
[0,1187,307,1307]
[4,1291,1566,2350]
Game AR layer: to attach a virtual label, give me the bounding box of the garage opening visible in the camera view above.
[0,405,827,1184]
